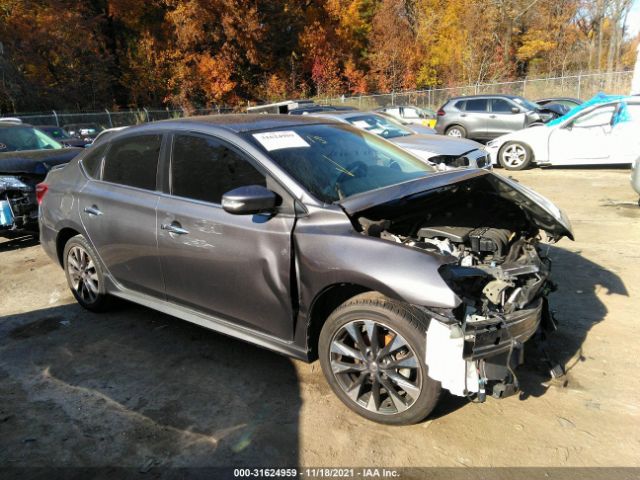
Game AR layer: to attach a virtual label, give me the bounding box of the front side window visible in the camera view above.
[0,127,63,152]
[171,134,266,204]
[572,106,615,128]
[465,99,488,112]
[102,134,162,190]
[491,99,513,113]
[246,124,436,203]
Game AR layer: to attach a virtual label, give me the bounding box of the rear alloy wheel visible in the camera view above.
[445,125,467,138]
[498,141,534,170]
[63,234,110,311]
[319,293,440,425]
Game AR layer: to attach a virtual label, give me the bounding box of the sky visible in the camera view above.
[628,0,640,38]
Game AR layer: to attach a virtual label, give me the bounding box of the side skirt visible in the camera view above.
[107,281,310,362]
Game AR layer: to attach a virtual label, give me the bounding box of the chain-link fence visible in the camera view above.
[2,71,634,124]
[1,107,232,129]
[318,70,634,111]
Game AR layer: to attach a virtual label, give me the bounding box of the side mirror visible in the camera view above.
[511,107,521,114]
[221,185,278,215]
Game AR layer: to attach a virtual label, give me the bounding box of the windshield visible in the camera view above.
[40,127,71,139]
[513,97,541,111]
[246,124,436,203]
[0,127,63,152]
[346,114,412,139]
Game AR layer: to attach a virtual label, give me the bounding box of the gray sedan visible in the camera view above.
[313,111,491,170]
[38,115,572,424]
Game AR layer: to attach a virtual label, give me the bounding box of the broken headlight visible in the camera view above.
[438,264,491,301]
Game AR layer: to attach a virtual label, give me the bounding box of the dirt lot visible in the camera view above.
[1,167,639,470]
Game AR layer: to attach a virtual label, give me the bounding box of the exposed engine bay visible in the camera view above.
[354,176,563,400]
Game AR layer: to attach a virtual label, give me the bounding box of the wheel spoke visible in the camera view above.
[376,333,407,361]
[345,323,368,356]
[378,375,408,413]
[363,320,380,356]
[367,378,381,412]
[386,371,421,401]
[345,374,367,402]
[331,359,367,374]
[385,352,418,369]
[331,340,366,361]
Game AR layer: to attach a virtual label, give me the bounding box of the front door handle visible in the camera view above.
[490,115,496,118]
[161,223,189,235]
[83,206,102,216]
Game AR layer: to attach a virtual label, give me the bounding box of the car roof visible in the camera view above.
[137,114,333,134]
[448,94,522,101]
[0,122,34,129]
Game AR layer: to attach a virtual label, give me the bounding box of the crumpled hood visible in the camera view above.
[0,148,82,174]
[339,169,573,240]
[390,134,483,156]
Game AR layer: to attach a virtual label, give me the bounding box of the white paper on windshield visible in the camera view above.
[352,120,370,129]
[252,131,310,151]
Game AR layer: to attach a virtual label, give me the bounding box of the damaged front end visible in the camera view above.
[341,170,572,401]
[0,175,35,231]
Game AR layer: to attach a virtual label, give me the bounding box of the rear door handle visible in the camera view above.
[490,115,496,118]
[161,223,189,235]
[83,206,102,216]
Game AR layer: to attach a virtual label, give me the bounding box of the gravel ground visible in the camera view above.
[0,167,638,470]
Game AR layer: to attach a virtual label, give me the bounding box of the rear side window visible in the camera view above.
[491,99,513,113]
[171,134,266,204]
[81,143,107,179]
[465,99,488,112]
[102,135,162,190]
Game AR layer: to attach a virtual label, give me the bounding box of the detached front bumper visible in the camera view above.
[425,297,554,400]
[464,298,543,359]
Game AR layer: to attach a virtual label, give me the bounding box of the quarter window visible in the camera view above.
[102,134,162,190]
[171,134,266,204]
[81,143,108,179]
[465,99,488,112]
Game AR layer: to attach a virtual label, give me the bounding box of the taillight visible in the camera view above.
[437,109,446,116]
[35,183,48,205]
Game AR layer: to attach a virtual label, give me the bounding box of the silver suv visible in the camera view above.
[435,95,551,140]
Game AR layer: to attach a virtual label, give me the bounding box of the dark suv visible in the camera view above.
[38,115,572,424]
[435,95,552,140]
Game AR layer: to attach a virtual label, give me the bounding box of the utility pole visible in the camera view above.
[632,44,640,95]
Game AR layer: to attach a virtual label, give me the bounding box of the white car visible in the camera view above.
[486,96,640,170]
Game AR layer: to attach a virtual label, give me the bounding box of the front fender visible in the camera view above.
[294,209,460,312]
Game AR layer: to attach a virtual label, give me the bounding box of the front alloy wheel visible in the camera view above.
[319,293,441,425]
[329,320,422,415]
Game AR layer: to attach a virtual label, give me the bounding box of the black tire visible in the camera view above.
[445,125,467,138]
[318,292,441,425]
[498,141,534,171]
[63,234,111,312]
